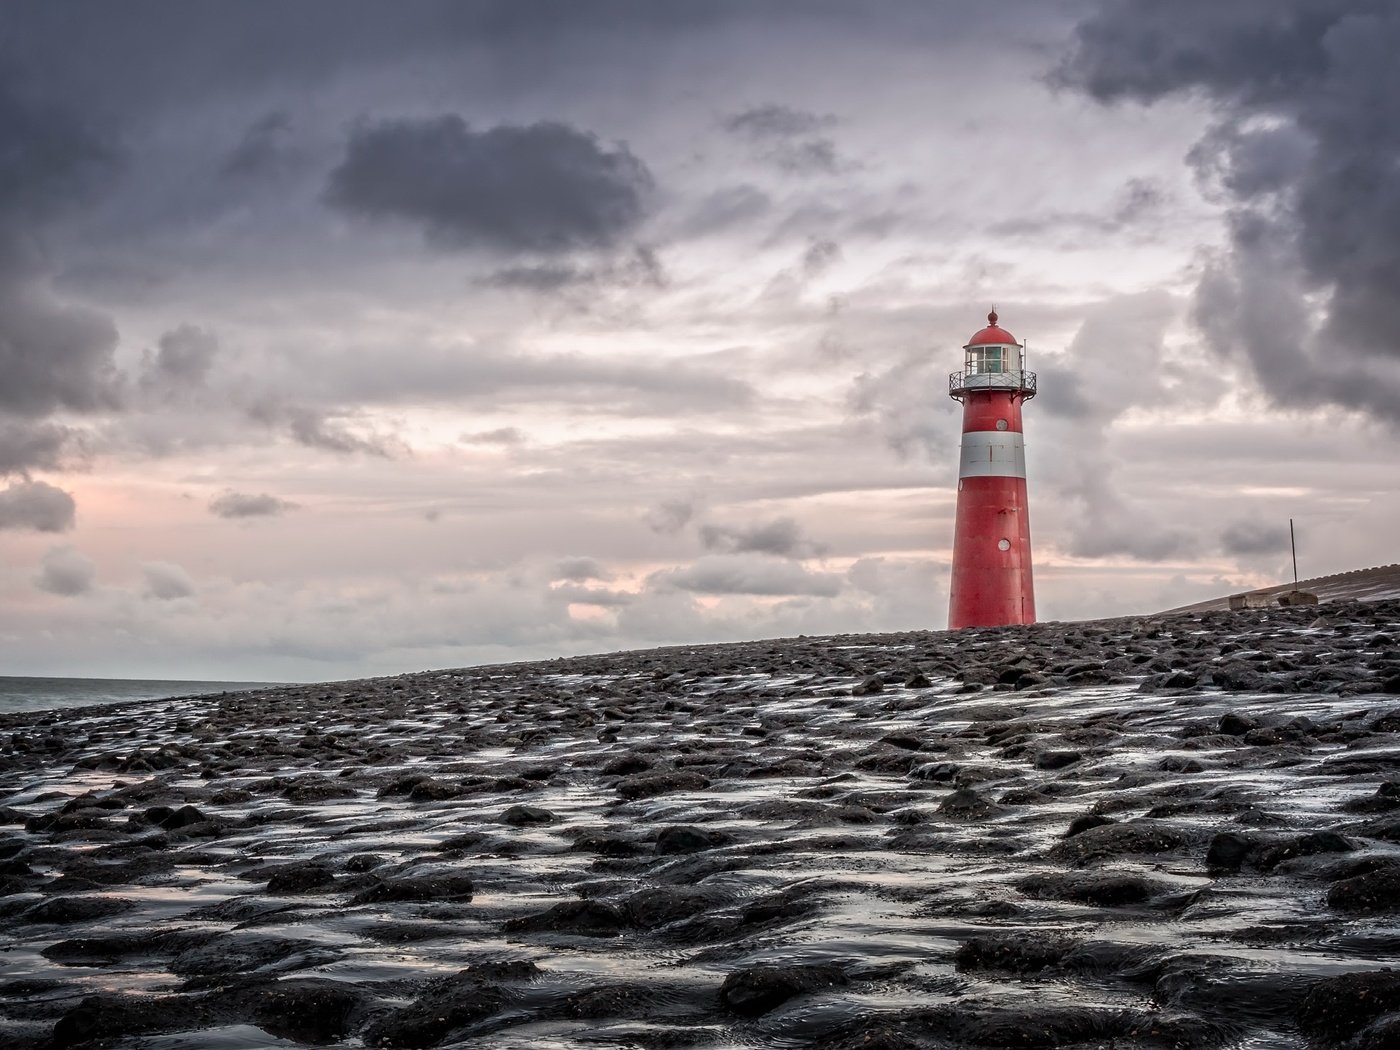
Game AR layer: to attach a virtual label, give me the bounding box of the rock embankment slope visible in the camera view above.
[3,601,1400,1049]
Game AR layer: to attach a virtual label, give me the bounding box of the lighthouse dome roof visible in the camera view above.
[965,310,1019,347]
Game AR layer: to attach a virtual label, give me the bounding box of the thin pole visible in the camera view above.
[1290,518,1299,591]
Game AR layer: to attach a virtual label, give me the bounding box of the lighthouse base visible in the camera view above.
[948,474,1035,629]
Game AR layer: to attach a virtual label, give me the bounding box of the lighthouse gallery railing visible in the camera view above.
[948,370,1037,400]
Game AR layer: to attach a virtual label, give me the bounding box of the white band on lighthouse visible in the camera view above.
[958,430,1026,479]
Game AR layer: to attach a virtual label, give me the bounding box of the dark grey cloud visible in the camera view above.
[325,117,653,253]
[139,325,218,400]
[0,420,73,475]
[725,104,834,140]
[0,77,121,481]
[1059,0,1400,423]
[0,277,121,418]
[1221,520,1291,556]
[724,104,844,175]
[479,246,666,291]
[698,517,822,559]
[142,561,195,600]
[221,112,296,179]
[34,545,94,596]
[209,491,299,519]
[0,77,115,220]
[0,479,76,532]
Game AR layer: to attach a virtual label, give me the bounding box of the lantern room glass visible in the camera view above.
[965,344,1022,374]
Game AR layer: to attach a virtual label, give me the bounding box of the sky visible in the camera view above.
[2,0,1399,682]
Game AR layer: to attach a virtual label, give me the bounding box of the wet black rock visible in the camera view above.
[1206,832,1254,872]
[938,787,1005,820]
[1049,819,1188,865]
[498,804,555,825]
[351,872,474,904]
[601,753,653,775]
[169,932,334,979]
[211,978,370,1044]
[20,896,134,925]
[1327,863,1400,913]
[504,898,628,937]
[719,963,848,1017]
[1034,749,1083,770]
[1017,871,1169,907]
[1065,813,1116,838]
[556,982,659,1019]
[623,887,720,929]
[954,932,1076,974]
[362,972,507,1048]
[1217,712,1259,736]
[655,824,730,854]
[1297,969,1400,1044]
[615,771,710,800]
[267,861,338,893]
[51,993,199,1048]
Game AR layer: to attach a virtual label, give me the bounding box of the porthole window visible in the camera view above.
[995,419,1008,431]
[997,538,1011,551]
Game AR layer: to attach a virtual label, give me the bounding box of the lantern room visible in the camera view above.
[949,310,1037,400]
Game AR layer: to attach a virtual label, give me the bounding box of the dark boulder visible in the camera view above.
[1034,749,1083,770]
[21,896,134,925]
[623,887,717,929]
[1017,871,1168,907]
[655,825,730,854]
[1328,863,1400,914]
[503,899,628,937]
[1065,814,1115,838]
[1049,820,1188,865]
[1297,969,1400,1044]
[615,771,709,801]
[267,862,338,894]
[498,805,555,826]
[351,872,474,904]
[954,933,1076,974]
[719,963,848,1017]
[362,974,506,1048]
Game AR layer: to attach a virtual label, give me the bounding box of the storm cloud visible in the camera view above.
[325,117,653,253]
[0,82,121,420]
[1059,0,1400,422]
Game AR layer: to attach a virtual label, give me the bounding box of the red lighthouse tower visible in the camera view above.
[948,310,1037,628]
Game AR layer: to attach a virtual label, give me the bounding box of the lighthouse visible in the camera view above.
[947,310,1037,628]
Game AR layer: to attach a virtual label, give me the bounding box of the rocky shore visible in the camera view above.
[3,601,1400,1049]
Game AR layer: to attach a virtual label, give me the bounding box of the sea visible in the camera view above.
[0,676,281,716]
